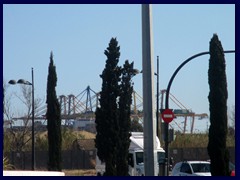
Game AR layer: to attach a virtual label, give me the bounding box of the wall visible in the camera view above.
[169,147,235,166]
[5,149,96,170]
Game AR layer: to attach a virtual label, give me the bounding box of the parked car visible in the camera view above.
[171,161,211,176]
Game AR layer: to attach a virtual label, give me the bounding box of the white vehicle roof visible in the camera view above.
[186,161,210,164]
[129,132,144,150]
[174,161,210,167]
[129,132,164,152]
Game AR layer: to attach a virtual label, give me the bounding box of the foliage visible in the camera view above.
[170,133,235,148]
[116,60,135,176]
[63,169,96,176]
[3,131,11,154]
[61,128,87,150]
[35,132,48,151]
[95,38,135,176]
[4,129,95,154]
[207,34,229,176]
[46,52,62,171]
[3,157,14,170]
[95,38,121,176]
[3,81,42,155]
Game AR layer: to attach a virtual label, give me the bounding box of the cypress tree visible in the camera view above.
[46,52,62,171]
[116,60,135,176]
[207,34,229,176]
[95,38,121,176]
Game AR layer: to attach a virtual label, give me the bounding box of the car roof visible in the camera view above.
[187,161,210,164]
[174,161,210,165]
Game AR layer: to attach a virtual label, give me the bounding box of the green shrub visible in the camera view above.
[3,157,14,170]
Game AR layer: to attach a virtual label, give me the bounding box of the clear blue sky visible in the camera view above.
[3,4,235,132]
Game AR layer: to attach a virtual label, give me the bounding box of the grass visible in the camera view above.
[3,157,14,170]
[63,169,96,176]
[39,130,96,139]
[169,133,235,148]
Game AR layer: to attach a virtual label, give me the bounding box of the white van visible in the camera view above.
[96,132,165,176]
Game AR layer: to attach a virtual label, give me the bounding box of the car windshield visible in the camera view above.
[191,163,210,173]
[136,152,144,164]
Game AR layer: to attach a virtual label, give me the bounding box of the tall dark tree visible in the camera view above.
[207,34,229,176]
[116,60,135,176]
[46,52,62,171]
[95,38,121,176]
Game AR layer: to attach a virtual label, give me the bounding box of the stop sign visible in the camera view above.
[161,109,174,123]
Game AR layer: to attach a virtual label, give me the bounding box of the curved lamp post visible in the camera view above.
[9,67,35,171]
[164,50,235,176]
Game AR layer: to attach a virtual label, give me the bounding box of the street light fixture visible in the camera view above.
[8,67,35,171]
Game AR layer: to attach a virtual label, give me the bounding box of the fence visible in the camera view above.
[5,149,96,170]
[5,147,234,170]
[169,147,235,166]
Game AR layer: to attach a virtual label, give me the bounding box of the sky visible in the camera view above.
[3,4,235,132]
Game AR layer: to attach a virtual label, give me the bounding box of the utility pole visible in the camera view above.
[31,67,35,171]
[142,4,158,176]
[156,56,159,138]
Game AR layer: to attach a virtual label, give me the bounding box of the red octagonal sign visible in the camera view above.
[161,109,174,123]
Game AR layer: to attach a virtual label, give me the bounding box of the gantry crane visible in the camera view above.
[11,86,207,134]
[160,89,208,134]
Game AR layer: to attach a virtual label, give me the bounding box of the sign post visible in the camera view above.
[161,109,174,176]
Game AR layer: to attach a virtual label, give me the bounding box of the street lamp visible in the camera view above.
[164,50,235,176]
[9,67,35,171]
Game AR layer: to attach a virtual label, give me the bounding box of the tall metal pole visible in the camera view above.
[142,4,157,176]
[31,67,35,170]
[164,119,169,175]
[156,56,159,138]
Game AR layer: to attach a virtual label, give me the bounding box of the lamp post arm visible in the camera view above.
[165,50,235,109]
